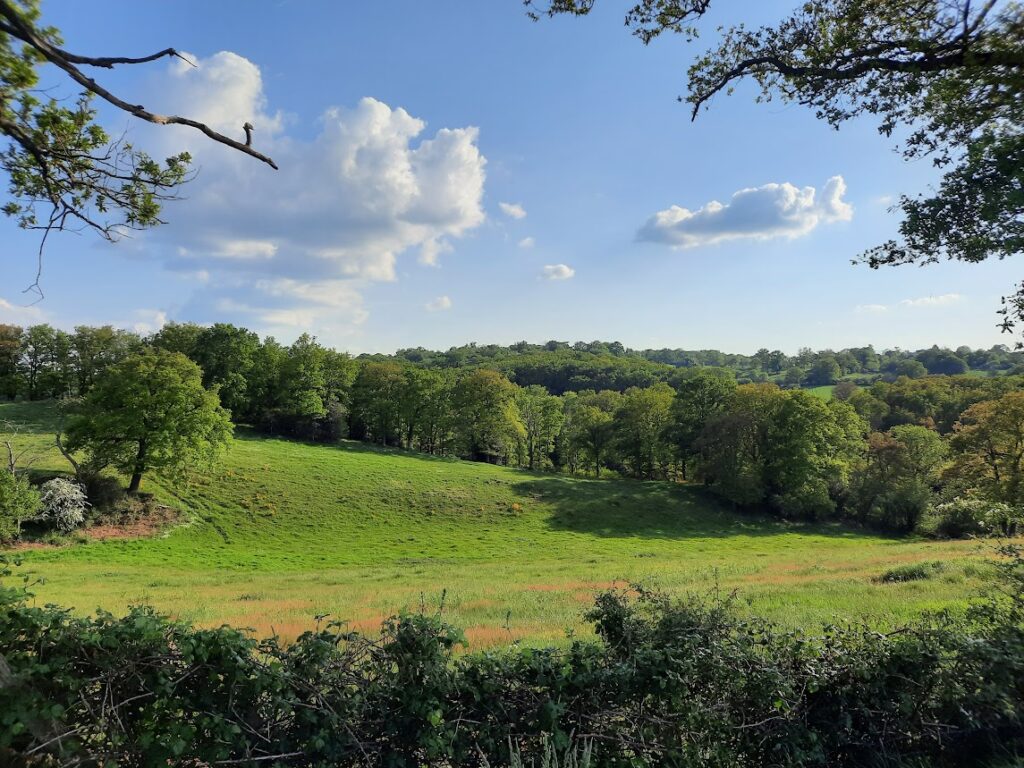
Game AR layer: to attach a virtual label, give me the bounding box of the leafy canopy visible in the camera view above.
[64,349,232,492]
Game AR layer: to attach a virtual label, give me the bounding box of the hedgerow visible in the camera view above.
[1,550,1022,767]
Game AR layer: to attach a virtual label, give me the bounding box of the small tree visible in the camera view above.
[0,468,39,541]
[64,349,232,493]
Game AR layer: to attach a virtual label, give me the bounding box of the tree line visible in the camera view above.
[2,321,1023,536]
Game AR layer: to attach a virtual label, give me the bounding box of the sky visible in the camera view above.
[0,1,1019,355]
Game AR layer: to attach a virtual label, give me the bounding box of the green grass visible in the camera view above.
[1,401,1001,649]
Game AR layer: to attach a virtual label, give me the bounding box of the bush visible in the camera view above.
[38,477,90,533]
[920,498,1022,539]
[2,552,1024,767]
[0,471,40,543]
[863,478,934,533]
[879,561,945,583]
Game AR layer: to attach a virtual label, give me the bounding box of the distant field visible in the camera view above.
[1,401,998,649]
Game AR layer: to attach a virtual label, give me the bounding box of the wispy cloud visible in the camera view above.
[854,304,889,315]
[499,202,527,219]
[518,236,535,249]
[425,295,453,311]
[639,176,853,248]
[541,264,575,281]
[855,294,964,315]
[900,294,963,308]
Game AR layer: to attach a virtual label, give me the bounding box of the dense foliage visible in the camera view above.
[3,322,1024,536]
[63,349,233,493]
[1,548,1022,767]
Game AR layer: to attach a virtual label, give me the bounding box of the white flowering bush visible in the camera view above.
[39,477,90,533]
[921,498,1023,539]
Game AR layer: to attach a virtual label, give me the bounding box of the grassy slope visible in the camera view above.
[2,401,995,649]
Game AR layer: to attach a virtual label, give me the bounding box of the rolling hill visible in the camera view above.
[2,401,992,648]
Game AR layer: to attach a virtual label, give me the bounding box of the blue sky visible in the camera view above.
[1,1,1018,354]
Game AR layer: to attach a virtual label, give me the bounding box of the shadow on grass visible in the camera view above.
[514,475,889,542]
[235,427,471,465]
[0,399,62,433]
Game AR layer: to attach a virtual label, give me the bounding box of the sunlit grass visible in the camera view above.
[2,401,1000,649]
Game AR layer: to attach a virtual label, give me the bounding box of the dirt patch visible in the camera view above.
[85,505,181,540]
[9,505,181,550]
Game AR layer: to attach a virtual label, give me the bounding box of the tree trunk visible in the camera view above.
[128,439,147,494]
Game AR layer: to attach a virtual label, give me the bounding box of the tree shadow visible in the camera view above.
[235,428,464,465]
[0,399,62,434]
[513,475,892,542]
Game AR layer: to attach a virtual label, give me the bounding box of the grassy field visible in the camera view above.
[1,401,999,649]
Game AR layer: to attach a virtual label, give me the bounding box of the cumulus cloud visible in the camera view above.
[131,309,168,334]
[518,236,535,249]
[541,264,575,281]
[638,176,853,248]
[425,295,453,311]
[130,52,486,341]
[499,202,527,219]
[900,294,963,308]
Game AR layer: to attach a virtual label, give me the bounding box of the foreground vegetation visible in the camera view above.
[0,401,1004,646]
[3,547,1022,767]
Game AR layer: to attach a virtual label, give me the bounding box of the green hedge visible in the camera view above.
[2,552,1023,767]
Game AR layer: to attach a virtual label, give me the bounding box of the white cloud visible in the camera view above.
[499,202,527,219]
[419,237,452,267]
[425,295,453,312]
[854,294,964,314]
[541,264,575,281]
[518,236,535,249]
[0,298,45,324]
[638,176,853,248]
[131,52,487,341]
[212,239,278,260]
[900,294,963,308]
[131,309,168,334]
[855,304,889,315]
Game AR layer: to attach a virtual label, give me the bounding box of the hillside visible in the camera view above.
[3,401,993,648]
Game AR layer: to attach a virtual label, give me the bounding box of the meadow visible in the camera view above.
[2,400,997,649]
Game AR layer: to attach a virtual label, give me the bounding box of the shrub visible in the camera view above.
[38,477,90,533]
[1,551,1023,767]
[0,471,40,543]
[863,478,934,533]
[920,498,1022,539]
[879,561,945,583]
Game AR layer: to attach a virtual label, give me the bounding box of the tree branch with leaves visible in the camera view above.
[0,0,277,297]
